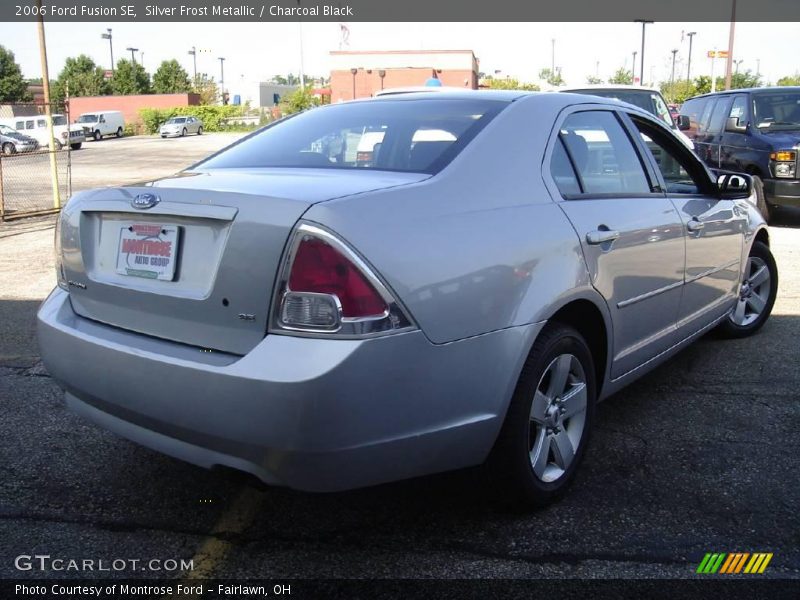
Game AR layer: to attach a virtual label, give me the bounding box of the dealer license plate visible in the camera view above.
[115,223,180,281]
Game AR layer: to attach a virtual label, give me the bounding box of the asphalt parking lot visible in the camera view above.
[0,138,798,584]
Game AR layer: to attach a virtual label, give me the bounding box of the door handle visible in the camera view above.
[586,229,620,245]
[687,218,705,232]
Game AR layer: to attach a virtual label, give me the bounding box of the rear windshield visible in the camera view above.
[570,89,674,127]
[197,98,506,174]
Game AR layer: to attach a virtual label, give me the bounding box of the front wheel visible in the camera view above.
[70,143,82,150]
[181,128,187,137]
[197,126,203,136]
[717,241,777,338]
[2,142,15,155]
[487,323,596,508]
[93,130,102,141]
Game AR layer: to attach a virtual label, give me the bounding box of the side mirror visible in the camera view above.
[725,116,747,133]
[677,114,691,131]
[717,172,753,200]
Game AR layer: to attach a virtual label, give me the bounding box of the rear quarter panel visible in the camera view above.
[304,95,597,345]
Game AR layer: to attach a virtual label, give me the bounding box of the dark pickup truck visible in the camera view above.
[681,87,800,221]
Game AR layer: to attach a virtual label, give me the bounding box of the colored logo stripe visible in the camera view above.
[697,552,773,574]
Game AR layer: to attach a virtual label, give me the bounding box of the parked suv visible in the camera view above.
[681,87,800,220]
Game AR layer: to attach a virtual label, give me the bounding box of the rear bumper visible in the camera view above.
[763,178,800,207]
[37,289,539,492]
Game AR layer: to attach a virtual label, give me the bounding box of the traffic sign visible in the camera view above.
[707,50,730,58]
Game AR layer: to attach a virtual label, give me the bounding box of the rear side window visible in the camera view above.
[556,110,651,196]
[197,98,506,174]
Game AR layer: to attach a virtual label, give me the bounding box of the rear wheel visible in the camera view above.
[717,241,777,338]
[70,143,82,150]
[93,130,101,141]
[2,142,15,155]
[197,126,203,136]
[487,323,596,508]
[116,127,123,138]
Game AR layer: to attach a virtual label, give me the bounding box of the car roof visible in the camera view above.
[365,88,532,102]
[688,86,800,100]
[562,84,662,94]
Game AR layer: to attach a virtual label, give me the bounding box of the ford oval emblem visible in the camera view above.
[131,193,160,210]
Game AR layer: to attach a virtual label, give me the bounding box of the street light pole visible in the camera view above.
[126,47,138,65]
[686,31,696,81]
[670,49,678,99]
[632,51,637,83]
[551,39,555,77]
[350,67,357,100]
[634,19,654,86]
[188,46,197,81]
[101,28,114,74]
[734,59,743,75]
[218,57,226,102]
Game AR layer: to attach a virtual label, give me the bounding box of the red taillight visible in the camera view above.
[289,237,387,317]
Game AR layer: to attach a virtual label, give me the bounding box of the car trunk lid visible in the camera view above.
[60,168,428,355]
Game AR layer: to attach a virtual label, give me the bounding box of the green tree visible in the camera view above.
[660,79,698,104]
[0,45,31,102]
[608,68,633,85]
[279,87,320,115]
[693,75,712,95]
[716,69,762,90]
[487,77,540,91]
[52,55,109,103]
[777,73,800,86]
[538,68,565,87]
[152,59,191,94]
[192,74,219,104]
[111,59,151,95]
[586,75,603,84]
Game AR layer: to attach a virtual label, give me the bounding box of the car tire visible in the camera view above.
[70,143,82,150]
[181,128,187,137]
[93,130,101,141]
[487,323,596,508]
[717,241,778,339]
[751,175,770,223]
[197,126,203,136]
[2,142,15,155]
[116,127,123,138]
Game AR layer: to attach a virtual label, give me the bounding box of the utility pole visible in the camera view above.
[686,31,696,81]
[297,1,305,88]
[101,28,114,74]
[711,49,718,93]
[725,0,737,90]
[670,49,678,99]
[634,19,654,86]
[35,0,60,208]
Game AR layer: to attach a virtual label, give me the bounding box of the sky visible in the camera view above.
[1,21,797,93]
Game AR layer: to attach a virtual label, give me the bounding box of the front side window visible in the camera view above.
[681,97,708,133]
[77,114,97,123]
[556,110,651,196]
[707,97,733,133]
[729,95,749,125]
[631,117,709,195]
[197,98,506,174]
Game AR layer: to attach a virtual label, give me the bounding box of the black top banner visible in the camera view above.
[2,0,800,22]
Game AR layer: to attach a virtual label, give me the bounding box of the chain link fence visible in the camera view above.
[0,102,75,221]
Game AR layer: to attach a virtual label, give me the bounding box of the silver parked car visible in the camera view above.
[159,116,203,138]
[0,124,39,154]
[38,91,777,506]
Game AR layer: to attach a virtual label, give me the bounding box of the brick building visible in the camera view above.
[66,93,201,126]
[329,50,479,102]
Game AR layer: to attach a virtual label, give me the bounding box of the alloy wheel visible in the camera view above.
[730,256,771,327]
[528,353,588,483]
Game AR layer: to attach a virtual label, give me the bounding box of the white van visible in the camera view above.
[0,114,85,150]
[76,111,125,141]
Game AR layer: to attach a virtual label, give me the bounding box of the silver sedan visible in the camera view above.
[159,116,203,137]
[38,91,777,507]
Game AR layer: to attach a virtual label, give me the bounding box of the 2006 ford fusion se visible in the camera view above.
[38,91,777,506]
